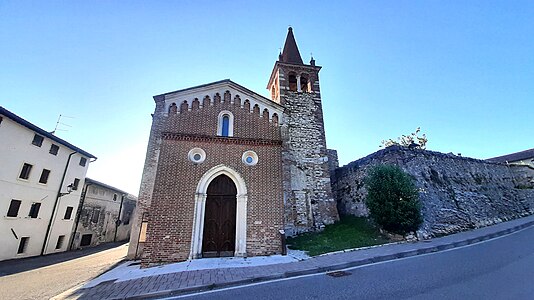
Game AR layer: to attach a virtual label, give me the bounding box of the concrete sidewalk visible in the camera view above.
[64,214,534,300]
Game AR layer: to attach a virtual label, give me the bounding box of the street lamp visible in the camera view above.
[59,183,74,197]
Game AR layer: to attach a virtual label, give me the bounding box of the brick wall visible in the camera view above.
[139,94,284,266]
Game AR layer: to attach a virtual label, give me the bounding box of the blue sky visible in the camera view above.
[1,1,533,194]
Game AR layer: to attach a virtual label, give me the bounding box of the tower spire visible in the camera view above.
[280,27,303,64]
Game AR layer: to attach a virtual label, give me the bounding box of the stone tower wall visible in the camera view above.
[278,67,339,235]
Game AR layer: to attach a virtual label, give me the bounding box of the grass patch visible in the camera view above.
[286,216,390,256]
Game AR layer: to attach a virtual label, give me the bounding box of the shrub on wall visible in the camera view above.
[365,164,422,235]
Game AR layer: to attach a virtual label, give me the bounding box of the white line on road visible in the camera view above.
[162,225,533,299]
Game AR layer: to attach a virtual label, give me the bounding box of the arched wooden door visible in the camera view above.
[202,174,237,257]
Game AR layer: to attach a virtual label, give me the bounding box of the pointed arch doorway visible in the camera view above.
[202,174,237,257]
[190,165,248,259]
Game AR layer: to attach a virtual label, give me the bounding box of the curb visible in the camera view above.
[107,219,534,299]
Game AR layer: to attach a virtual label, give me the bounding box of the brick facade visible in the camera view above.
[129,28,339,265]
[135,84,285,266]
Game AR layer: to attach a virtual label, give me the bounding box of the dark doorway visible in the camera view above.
[202,175,237,258]
[80,234,92,247]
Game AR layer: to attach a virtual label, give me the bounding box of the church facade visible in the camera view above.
[128,28,339,266]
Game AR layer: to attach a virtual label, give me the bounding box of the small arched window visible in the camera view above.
[217,111,234,137]
[222,115,230,136]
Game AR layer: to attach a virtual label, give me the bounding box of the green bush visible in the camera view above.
[365,164,422,235]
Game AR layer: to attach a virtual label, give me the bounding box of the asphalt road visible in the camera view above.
[176,226,534,300]
[0,242,127,300]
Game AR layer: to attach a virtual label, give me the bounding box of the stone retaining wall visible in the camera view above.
[332,146,534,237]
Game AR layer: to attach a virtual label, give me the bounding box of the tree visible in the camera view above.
[381,127,427,149]
[365,165,422,235]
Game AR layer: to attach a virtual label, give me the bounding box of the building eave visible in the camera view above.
[85,177,130,195]
[487,148,534,163]
[154,79,284,110]
[0,106,97,159]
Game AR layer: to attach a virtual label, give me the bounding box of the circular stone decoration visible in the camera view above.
[188,148,206,164]
[242,150,258,166]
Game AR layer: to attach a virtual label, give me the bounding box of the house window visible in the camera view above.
[49,144,59,155]
[17,237,29,254]
[80,234,92,246]
[79,157,87,167]
[28,203,41,218]
[64,206,73,219]
[39,169,50,184]
[55,235,65,249]
[113,194,117,201]
[7,200,22,217]
[91,208,100,223]
[32,134,44,147]
[19,163,33,180]
[217,111,234,137]
[122,213,130,225]
[72,178,80,190]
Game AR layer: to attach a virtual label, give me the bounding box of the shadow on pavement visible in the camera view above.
[0,242,127,277]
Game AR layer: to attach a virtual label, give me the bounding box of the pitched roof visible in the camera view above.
[85,177,128,195]
[487,148,534,163]
[280,27,303,64]
[0,106,97,159]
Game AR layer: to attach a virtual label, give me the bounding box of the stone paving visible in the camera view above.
[64,214,534,300]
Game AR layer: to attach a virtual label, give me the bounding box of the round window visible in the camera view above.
[188,148,206,164]
[242,150,258,166]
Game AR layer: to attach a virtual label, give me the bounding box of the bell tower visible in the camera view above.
[267,27,339,235]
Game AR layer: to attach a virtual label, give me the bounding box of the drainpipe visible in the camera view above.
[69,182,93,250]
[41,151,76,256]
[113,194,125,242]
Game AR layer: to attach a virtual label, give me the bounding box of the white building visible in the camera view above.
[70,178,137,249]
[488,148,534,168]
[0,107,96,261]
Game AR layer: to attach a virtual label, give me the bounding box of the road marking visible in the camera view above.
[162,225,534,299]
